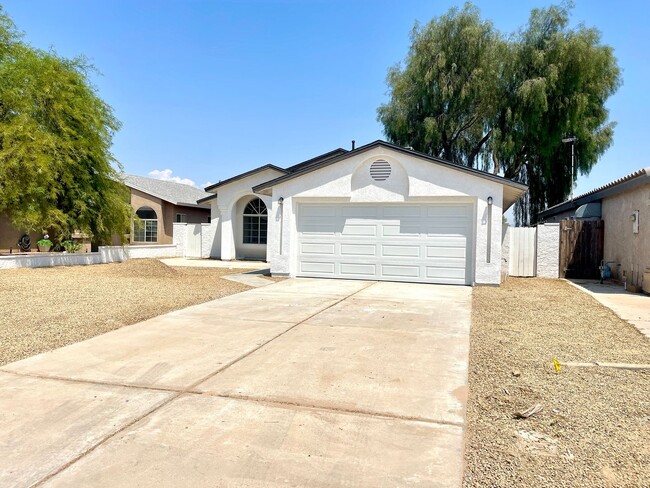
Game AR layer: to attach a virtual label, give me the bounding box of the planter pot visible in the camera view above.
[38,244,51,252]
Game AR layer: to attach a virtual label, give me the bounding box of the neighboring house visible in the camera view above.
[1,175,211,252]
[198,140,527,285]
[122,174,211,245]
[539,167,649,281]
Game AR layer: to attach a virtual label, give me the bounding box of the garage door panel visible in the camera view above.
[299,224,337,236]
[426,257,466,268]
[297,203,473,285]
[382,206,422,218]
[340,244,377,256]
[381,264,421,278]
[381,245,421,258]
[300,261,336,274]
[426,246,467,258]
[382,225,421,237]
[300,206,337,217]
[341,206,379,218]
[422,224,470,236]
[426,205,470,218]
[340,263,377,276]
[300,242,336,255]
[426,267,467,280]
[342,224,377,237]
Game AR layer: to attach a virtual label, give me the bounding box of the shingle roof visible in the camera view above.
[539,167,649,220]
[122,174,211,208]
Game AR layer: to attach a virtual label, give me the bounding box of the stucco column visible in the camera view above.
[219,204,235,261]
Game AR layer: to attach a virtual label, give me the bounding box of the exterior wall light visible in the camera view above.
[487,196,493,205]
[278,197,284,205]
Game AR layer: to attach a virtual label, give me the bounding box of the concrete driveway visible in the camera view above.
[0,278,471,488]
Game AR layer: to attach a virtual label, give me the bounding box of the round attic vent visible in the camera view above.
[369,159,391,181]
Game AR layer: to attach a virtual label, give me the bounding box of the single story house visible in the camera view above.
[121,174,211,245]
[539,167,649,283]
[199,140,527,285]
[0,174,210,253]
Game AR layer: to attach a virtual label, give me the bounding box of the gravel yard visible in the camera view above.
[465,278,650,488]
[0,259,252,366]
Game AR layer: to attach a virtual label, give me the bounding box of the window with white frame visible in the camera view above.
[133,206,158,242]
[175,213,187,223]
[243,198,267,244]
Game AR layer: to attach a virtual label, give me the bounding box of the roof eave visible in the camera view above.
[196,193,218,205]
[204,164,287,192]
[539,169,649,219]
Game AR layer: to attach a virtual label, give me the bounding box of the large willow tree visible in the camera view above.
[378,3,621,225]
[0,7,132,244]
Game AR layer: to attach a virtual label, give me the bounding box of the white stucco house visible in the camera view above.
[196,140,527,285]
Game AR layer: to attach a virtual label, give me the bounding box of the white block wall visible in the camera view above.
[0,245,176,269]
[173,222,187,257]
[201,223,216,258]
[536,223,560,278]
[125,245,177,259]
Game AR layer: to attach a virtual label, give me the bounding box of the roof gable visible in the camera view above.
[253,140,528,199]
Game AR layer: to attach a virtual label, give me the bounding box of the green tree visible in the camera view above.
[378,4,502,168]
[378,2,621,224]
[0,7,132,244]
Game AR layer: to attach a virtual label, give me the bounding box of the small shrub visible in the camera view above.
[61,240,82,253]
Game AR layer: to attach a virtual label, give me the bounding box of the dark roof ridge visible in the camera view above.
[285,148,348,173]
[204,164,287,192]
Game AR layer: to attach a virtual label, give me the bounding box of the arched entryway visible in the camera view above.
[234,196,268,259]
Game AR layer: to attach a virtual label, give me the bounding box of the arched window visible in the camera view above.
[133,206,158,242]
[243,198,267,244]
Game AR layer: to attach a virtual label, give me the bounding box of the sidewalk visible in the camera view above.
[569,280,650,339]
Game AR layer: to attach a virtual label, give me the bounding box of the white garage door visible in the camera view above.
[296,203,473,285]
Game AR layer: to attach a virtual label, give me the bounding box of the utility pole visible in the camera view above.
[562,137,577,200]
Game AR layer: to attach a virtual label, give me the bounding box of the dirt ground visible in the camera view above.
[0,259,252,366]
[465,278,650,488]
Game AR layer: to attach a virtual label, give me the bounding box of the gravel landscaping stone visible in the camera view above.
[0,259,252,366]
[465,278,650,488]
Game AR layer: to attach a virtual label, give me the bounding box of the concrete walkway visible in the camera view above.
[161,257,269,270]
[570,280,650,340]
[0,279,471,487]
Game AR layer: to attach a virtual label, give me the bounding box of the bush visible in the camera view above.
[61,240,81,253]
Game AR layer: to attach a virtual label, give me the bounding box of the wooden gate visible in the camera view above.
[559,219,604,279]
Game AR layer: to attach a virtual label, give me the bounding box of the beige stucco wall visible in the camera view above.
[130,189,210,245]
[602,182,650,286]
[0,215,39,252]
[131,189,167,244]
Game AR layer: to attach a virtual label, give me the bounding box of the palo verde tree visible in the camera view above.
[0,7,132,244]
[378,2,621,224]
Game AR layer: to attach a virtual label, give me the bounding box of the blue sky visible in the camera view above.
[2,0,649,198]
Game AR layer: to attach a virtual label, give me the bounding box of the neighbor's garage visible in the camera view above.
[296,203,473,285]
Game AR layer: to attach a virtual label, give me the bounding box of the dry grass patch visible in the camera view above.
[0,259,253,366]
[465,278,650,488]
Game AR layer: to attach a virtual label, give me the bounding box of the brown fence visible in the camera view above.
[559,219,604,279]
